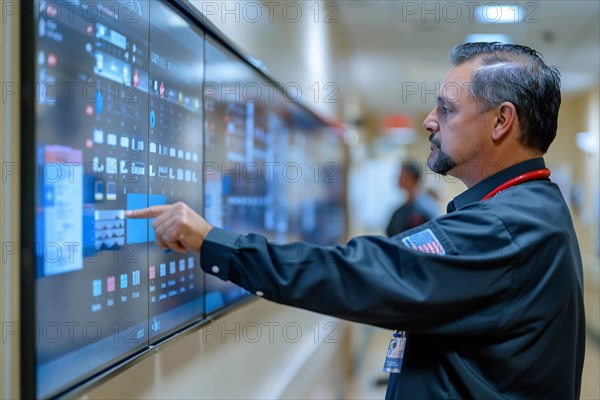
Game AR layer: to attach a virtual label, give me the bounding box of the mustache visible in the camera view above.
[429,134,441,147]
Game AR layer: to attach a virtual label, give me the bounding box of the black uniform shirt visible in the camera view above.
[386,192,438,237]
[200,158,585,399]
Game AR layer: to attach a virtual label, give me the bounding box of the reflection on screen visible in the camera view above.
[203,38,346,313]
[34,1,204,397]
[203,38,257,312]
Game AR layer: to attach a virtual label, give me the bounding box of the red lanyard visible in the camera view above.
[481,168,551,201]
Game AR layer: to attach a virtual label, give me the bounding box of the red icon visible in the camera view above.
[133,70,140,88]
[160,82,165,98]
[46,4,58,18]
[107,276,115,293]
[48,53,57,67]
[149,266,156,280]
[86,105,94,116]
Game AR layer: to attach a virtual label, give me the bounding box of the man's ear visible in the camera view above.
[491,102,517,141]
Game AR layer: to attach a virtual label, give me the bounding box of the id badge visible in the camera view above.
[382,331,406,374]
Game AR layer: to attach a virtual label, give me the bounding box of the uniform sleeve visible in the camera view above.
[200,203,521,335]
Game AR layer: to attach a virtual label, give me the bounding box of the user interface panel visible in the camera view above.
[33,1,204,397]
[28,0,346,397]
[204,37,287,311]
[146,0,204,343]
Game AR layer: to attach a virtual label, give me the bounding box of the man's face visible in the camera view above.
[422,61,497,180]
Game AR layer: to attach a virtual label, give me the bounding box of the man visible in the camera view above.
[127,43,585,399]
[386,161,439,237]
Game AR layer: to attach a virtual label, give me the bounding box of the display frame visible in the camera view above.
[20,0,345,398]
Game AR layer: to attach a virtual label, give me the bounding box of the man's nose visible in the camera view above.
[422,108,439,134]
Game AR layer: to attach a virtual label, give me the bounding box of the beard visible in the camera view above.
[427,134,457,175]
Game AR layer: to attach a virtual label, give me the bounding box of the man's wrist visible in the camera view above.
[198,224,214,252]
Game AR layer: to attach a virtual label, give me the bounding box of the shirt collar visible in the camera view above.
[446,158,547,213]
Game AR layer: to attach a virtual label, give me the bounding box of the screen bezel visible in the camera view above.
[20,0,37,397]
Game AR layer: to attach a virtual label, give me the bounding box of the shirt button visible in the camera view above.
[255,290,264,297]
[211,265,220,274]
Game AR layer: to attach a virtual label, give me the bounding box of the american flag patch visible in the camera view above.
[401,228,445,255]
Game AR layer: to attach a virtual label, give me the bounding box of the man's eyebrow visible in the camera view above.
[437,95,455,106]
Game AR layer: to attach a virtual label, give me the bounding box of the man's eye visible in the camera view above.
[437,105,451,116]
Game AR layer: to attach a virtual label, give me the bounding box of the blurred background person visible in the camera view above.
[386,161,440,237]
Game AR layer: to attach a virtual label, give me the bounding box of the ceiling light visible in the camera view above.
[465,34,512,44]
[343,130,360,146]
[576,132,598,155]
[475,5,524,24]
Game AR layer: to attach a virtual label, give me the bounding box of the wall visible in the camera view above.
[550,88,600,264]
[557,86,600,400]
[0,4,21,398]
[85,300,351,399]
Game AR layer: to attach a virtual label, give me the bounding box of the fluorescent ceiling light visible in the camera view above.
[475,5,524,23]
[576,132,598,155]
[465,34,512,44]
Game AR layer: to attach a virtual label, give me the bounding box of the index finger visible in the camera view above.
[125,205,169,219]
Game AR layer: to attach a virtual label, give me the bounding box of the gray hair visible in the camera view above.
[450,42,561,153]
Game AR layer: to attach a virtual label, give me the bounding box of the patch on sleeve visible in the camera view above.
[401,228,446,255]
